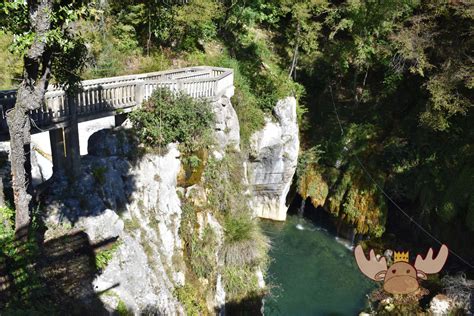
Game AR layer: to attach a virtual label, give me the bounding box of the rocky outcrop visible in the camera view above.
[247,97,299,221]
[43,133,186,314]
[211,96,240,157]
[429,294,453,316]
[38,93,271,313]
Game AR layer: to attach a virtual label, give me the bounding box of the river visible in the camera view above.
[262,215,375,315]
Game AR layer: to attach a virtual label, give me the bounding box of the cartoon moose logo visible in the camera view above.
[354,244,449,294]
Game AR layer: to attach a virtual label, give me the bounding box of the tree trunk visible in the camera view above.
[289,21,301,80]
[7,107,31,231]
[0,172,4,207]
[7,0,53,234]
[147,9,152,57]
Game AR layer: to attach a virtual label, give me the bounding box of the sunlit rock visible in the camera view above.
[212,96,240,155]
[430,294,453,316]
[247,97,299,221]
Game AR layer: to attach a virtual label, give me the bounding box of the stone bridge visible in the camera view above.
[0,66,234,178]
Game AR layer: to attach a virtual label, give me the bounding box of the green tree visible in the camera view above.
[294,0,473,260]
[129,88,215,151]
[0,0,89,233]
[279,0,327,79]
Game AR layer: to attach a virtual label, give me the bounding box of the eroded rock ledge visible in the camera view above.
[247,97,300,221]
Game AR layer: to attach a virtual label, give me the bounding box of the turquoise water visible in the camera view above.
[262,215,375,316]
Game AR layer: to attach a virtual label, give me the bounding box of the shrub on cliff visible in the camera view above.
[222,213,270,267]
[129,88,215,151]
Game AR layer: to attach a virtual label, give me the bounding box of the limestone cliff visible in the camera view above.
[247,97,300,221]
[43,138,186,314]
[40,95,264,314]
[212,96,240,155]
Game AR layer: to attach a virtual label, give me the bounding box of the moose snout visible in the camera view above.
[383,275,419,294]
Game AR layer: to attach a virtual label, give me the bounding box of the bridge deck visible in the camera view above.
[0,66,233,141]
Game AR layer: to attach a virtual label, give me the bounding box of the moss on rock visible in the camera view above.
[298,164,387,237]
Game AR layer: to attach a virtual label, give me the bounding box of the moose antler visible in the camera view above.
[414,244,449,274]
[354,245,387,281]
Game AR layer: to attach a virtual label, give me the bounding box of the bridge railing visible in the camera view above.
[0,66,233,135]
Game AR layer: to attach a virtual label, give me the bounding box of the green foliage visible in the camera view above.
[420,73,471,131]
[0,205,54,313]
[178,147,269,306]
[172,0,222,51]
[202,151,269,267]
[0,32,22,89]
[180,202,219,279]
[191,226,217,279]
[278,0,327,71]
[0,0,93,92]
[123,216,141,232]
[202,151,247,213]
[222,214,270,267]
[92,166,108,185]
[438,201,456,223]
[296,145,324,192]
[174,284,207,315]
[286,0,473,255]
[224,215,253,244]
[108,0,222,52]
[116,299,132,316]
[0,203,14,239]
[182,154,201,169]
[95,240,121,270]
[129,88,215,152]
[222,266,262,303]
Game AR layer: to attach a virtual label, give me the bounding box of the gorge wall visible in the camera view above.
[0,92,299,313]
[43,135,187,313]
[247,97,299,221]
[38,93,284,314]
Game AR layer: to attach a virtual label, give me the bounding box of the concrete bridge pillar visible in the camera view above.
[49,128,66,173]
[49,95,81,179]
[49,124,81,179]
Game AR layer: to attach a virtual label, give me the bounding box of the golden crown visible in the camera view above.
[394,251,409,263]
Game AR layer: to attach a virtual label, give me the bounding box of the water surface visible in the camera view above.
[262,215,375,315]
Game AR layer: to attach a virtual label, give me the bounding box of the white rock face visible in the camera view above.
[37,92,267,313]
[75,208,124,243]
[30,149,53,186]
[212,96,240,155]
[78,117,116,155]
[95,144,185,314]
[215,274,226,314]
[256,269,266,289]
[43,137,185,314]
[430,294,453,316]
[247,97,299,221]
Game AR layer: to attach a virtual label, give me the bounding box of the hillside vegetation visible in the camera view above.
[1,0,472,310]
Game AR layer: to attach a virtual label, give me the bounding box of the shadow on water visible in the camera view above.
[0,225,119,314]
[225,296,264,316]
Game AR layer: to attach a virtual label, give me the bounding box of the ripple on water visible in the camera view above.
[262,215,375,316]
